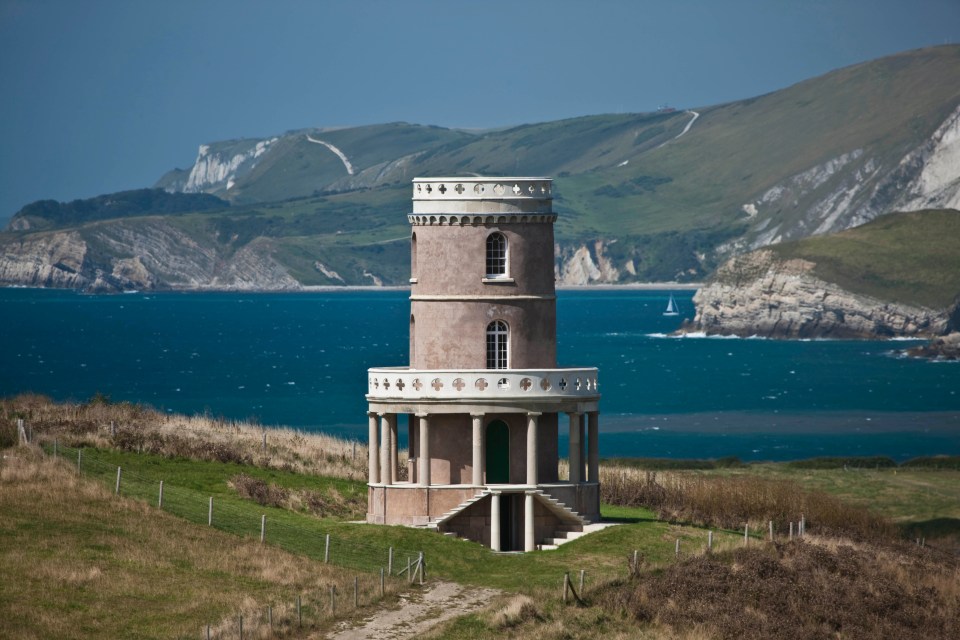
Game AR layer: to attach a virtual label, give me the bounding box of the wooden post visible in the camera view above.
[769,520,774,541]
[675,538,680,557]
[800,514,805,537]
[354,576,359,607]
[406,556,411,580]
[206,623,210,640]
[268,605,272,629]
[262,431,267,453]
[708,530,713,552]
[238,614,243,640]
[77,448,82,474]
[158,480,164,509]
[380,567,385,597]
[352,441,357,460]
[418,551,424,585]
[744,524,749,546]
[330,586,336,616]
[388,546,393,575]
[297,595,302,627]
[110,421,116,437]
[115,467,122,494]
[260,514,265,543]
[17,419,25,445]
[324,534,330,563]
[579,569,585,593]
[208,497,213,526]
[563,572,570,603]
[789,522,794,539]
[632,549,638,572]
[53,438,58,458]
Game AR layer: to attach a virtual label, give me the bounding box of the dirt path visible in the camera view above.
[326,581,499,640]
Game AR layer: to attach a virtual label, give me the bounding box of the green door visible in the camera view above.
[485,420,510,484]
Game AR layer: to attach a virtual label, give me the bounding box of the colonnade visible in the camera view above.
[367,410,600,488]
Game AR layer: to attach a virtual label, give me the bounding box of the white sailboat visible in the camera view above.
[663,293,680,316]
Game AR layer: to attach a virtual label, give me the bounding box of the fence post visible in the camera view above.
[238,614,243,640]
[675,538,680,558]
[708,530,713,552]
[17,419,26,445]
[789,522,794,539]
[110,421,116,437]
[206,623,210,640]
[562,572,570,604]
[297,595,302,627]
[158,480,164,509]
[800,514,805,537]
[352,441,357,460]
[262,431,267,453]
[632,549,638,572]
[418,551,424,585]
[354,576,359,608]
[388,546,393,575]
[744,524,749,546]
[53,438,58,458]
[260,515,266,543]
[77,449,82,474]
[579,569,585,593]
[330,586,336,616]
[380,567,385,597]
[769,520,774,541]
[208,497,213,526]
[324,534,330,563]
[115,467,122,495]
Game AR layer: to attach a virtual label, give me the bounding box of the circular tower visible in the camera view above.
[366,177,601,552]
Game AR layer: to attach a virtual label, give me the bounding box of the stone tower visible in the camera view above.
[366,177,600,552]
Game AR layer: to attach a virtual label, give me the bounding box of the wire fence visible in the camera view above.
[37,438,428,638]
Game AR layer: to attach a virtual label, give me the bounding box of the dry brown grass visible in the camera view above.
[1,393,405,482]
[599,464,897,541]
[598,537,960,640]
[0,447,405,639]
[230,473,365,519]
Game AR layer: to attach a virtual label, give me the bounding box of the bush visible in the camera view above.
[900,456,960,470]
[787,456,897,469]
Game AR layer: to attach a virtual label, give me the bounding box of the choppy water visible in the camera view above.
[2,287,958,461]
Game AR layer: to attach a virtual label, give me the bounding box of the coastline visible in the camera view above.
[3,282,704,294]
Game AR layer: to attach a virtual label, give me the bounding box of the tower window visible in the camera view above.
[486,320,509,370]
[485,232,507,278]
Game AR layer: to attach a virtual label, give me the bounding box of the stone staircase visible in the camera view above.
[425,490,491,534]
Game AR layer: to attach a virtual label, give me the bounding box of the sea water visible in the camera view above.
[2,287,958,461]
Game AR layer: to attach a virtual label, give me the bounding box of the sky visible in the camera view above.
[1,0,958,223]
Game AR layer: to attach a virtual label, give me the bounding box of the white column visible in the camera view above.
[380,414,392,486]
[524,492,535,552]
[526,412,540,486]
[579,414,587,482]
[588,412,600,483]
[471,414,484,487]
[407,413,417,482]
[418,414,430,487]
[490,493,501,552]
[367,411,379,484]
[567,412,581,484]
[389,414,398,484]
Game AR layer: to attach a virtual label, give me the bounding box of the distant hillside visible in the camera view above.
[689,209,960,338]
[8,189,228,232]
[1,45,959,290]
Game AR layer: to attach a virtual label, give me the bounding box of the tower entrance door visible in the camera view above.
[485,420,510,484]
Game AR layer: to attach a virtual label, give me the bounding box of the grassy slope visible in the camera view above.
[768,209,960,308]
[0,450,396,640]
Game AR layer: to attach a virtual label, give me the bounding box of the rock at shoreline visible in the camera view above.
[902,332,960,360]
[685,250,952,339]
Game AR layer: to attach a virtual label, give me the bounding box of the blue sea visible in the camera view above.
[2,287,958,462]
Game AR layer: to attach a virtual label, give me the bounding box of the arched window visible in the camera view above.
[410,232,417,280]
[485,232,507,278]
[486,320,509,370]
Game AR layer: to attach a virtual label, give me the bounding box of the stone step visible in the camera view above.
[538,543,559,551]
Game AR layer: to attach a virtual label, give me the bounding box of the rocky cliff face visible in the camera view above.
[688,250,952,339]
[0,222,302,293]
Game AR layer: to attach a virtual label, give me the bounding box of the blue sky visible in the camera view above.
[0,0,957,222]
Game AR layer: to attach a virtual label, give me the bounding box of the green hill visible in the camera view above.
[768,209,960,309]
[3,45,960,288]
